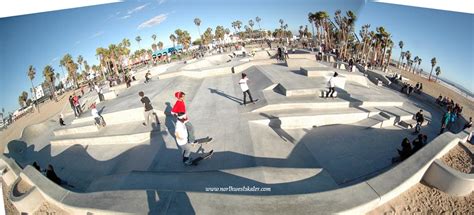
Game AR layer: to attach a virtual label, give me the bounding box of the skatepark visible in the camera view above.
[1,49,472,214]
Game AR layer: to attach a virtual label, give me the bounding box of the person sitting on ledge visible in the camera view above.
[412,134,427,153]
[32,161,41,172]
[46,164,74,188]
[397,138,412,161]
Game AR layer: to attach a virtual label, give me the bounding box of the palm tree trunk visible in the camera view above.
[429,67,434,81]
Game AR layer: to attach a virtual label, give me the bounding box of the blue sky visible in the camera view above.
[0,0,472,114]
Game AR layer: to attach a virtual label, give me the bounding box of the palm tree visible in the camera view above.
[169,34,177,48]
[429,57,437,81]
[255,16,262,30]
[43,65,57,101]
[27,65,36,101]
[158,41,164,50]
[215,26,225,43]
[55,73,61,88]
[404,51,411,71]
[194,18,202,40]
[77,55,84,75]
[248,20,255,40]
[61,54,79,88]
[416,58,422,74]
[435,66,441,82]
[151,34,157,44]
[413,56,419,73]
[135,36,142,49]
[398,41,404,68]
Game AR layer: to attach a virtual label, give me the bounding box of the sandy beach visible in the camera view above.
[369,143,473,214]
[0,91,74,153]
[390,65,474,119]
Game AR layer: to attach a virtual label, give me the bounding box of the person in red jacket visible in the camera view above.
[171,91,186,117]
[171,91,195,143]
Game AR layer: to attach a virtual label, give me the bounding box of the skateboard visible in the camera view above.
[241,98,259,106]
[193,136,213,154]
[190,150,214,166]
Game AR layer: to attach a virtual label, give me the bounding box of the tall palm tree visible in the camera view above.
[413,56,419,73]
[194,18,202,40]
[61,54,79,88]
[416,58,422,74]
[77,55,84,74]
[43,65,57,101]
[158,41,164,50]
[255,16,262,30]
[435,66,441,82]
[55,73,61,88]
[398,41,404,68]
[169,34,177,48]
[135,36,142,49]
[429,57,437,81]
[248,19,255,40]
[27,65,36,101]
[151,34,157,44]
[404,51,411,71]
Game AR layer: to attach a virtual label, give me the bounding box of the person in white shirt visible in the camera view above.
[326,72,338,98]
[239,73,256,105]
[90,103,105,127]
[175,113,194,165]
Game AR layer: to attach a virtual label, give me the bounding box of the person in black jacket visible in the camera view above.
[397,138,412,161]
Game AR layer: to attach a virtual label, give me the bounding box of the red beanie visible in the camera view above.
[174,91,185,98]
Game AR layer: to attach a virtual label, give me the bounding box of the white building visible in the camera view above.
[33,85,45,101]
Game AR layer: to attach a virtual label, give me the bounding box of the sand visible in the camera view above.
[2,180,19,215]
[391,65,474,119]
[369,143,473,214]
[441,143,474,174]
[0,91,75,153]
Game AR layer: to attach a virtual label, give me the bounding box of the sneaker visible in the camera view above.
[184,159,193,165]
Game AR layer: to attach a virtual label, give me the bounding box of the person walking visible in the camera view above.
[139,91,159,126]
[239,73,257,106]
[95,84,104,102]
[326,72,338,98]
[415,110,424,133]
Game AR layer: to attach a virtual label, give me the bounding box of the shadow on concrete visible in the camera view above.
[208,88,242,105]
[258,113,296,144]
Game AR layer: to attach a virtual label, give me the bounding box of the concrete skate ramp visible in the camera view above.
[71,107,164,125]
[286,58,324,70]
[181,54,232,70]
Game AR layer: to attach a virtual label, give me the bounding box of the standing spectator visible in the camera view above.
[139,91,159,126]
[69,95,78,117]
[144,70,151,83]
[439,108,452,134]
[73,94,82,118]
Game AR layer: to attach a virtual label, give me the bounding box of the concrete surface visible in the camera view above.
[423,158,474,196]
[0,51,463,214]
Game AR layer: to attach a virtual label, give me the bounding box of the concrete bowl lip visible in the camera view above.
[436,158,474,179]
[9,176,36,201]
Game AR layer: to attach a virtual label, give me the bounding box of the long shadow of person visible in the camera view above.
[259,113,296,144]
[208,88,242,105]
[164,102,176,138]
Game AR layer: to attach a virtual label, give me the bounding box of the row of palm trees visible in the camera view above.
[21,10,445,110]
[398,41,441,81]
[25,63,60,107]
[306,10,442,81]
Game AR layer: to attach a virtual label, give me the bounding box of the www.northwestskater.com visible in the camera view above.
[205,186,271,192]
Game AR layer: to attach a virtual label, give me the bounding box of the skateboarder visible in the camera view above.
[144,70,151,83]
[90,103,106,128]
[239,73,257,105]
[175,113,213,166]
[139,91,160,126]
[171,91,197,143]
[326,72,338,98]
[414,110,424,133]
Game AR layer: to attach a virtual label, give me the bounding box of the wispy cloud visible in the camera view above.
[137,13,168,30]
[75,40,81,45]
[89,31,105,39]
[50,57,59,65]
[128,3,149,14]
[158,0,166,5]
[119,15,131,20]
